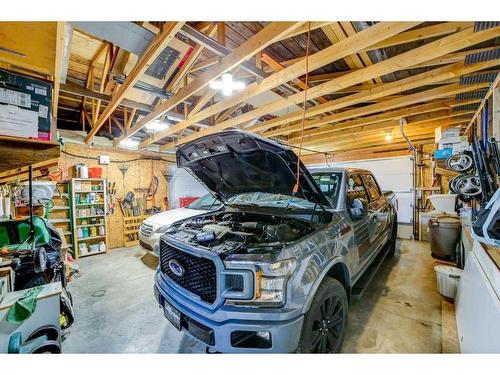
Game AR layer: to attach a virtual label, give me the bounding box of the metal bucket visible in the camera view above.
[429,215,460,260]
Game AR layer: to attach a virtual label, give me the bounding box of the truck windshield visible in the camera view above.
[227,192,316,210]
[312,172,342,207]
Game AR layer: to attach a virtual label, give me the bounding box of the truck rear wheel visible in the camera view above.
[297,278,348,353]
[387,216,398,258]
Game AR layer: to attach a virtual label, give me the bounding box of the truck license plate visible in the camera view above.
[163,300,181,330]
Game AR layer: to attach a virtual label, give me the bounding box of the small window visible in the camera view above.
[363,174,381,201]
[347,174,368,201]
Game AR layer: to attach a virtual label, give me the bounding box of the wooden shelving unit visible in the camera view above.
[46,180,74,254]
[70,178,108,258]
[123,215,148,247]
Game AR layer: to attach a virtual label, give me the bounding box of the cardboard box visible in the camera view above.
[435,126,462,143]
[438,136,468,150]
[0,69,52,140]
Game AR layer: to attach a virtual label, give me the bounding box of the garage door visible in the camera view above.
[309,156,415,238]
[168,165,208,208]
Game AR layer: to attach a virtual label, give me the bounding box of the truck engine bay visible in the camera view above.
[165,211,319,255]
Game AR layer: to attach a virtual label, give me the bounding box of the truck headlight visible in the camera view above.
[225,258,297,307]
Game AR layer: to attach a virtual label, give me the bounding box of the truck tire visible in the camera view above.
[297,277,348,353]
[387,216,398,258]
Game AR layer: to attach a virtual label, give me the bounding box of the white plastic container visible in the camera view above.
[434,265,462,299]
[428,194,457,214]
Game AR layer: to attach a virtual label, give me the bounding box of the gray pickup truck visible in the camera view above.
[154,130,398,353]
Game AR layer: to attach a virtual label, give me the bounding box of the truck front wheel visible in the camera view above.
[297,278,348,353]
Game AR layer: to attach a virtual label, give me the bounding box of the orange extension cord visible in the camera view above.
[292,21,312,194]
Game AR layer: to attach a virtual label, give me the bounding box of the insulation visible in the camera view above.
[460,72,498,85]
[452,103,481,112]
[474,22,500,32]
[455,90,488,101]
[464,48,500,65]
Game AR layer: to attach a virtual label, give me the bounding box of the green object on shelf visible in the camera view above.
[6,286,44,324]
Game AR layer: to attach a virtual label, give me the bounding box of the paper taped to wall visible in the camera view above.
[0,104,38,138]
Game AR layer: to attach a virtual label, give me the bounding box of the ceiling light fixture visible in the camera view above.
[385,130,393,142]
[145,119,170,132]
[209,73,245,96]
[119,138,140,148]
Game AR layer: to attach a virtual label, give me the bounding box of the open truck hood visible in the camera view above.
[176,131,331,207]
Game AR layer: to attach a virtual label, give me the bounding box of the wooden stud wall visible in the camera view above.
[58,143,171,249]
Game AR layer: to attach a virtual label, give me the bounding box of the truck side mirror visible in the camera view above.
[349,198,368,221]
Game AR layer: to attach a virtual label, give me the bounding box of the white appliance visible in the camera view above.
[455,240,500,353]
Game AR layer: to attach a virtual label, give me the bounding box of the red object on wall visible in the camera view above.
[88,167,102,178]
[179,196,199,207]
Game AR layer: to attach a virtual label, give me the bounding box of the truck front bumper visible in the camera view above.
[154,272,304,353]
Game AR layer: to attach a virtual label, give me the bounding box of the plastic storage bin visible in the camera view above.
[88,167,102,178]
[434,265,462,299]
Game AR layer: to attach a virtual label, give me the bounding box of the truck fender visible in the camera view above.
[301,251,351,315]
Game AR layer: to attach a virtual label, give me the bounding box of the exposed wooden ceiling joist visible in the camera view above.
[262,82,489,138]
[143,22,420,148]
[287,99,481,144]
[112,22,305,145]
[160,25,499,150]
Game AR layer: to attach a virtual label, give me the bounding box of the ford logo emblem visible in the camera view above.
[168,259,185,277]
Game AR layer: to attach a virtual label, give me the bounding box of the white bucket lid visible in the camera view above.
[434,265,462,277]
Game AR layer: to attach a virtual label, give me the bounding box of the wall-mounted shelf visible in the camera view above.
[0,137,60,173]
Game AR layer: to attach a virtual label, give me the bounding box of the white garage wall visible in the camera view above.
[168,165,208,208]
[309,156,415,238]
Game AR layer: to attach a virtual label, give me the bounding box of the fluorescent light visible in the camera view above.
[385,132,393,141]
[119,138,140,148]
[209,73,245,96]
[145,119,170,132]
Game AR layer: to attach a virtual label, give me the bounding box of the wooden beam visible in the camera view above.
[115,22,304,146]
[311,133,436,153]
[260,52,328,104]
[217,22,226,46]
[60,83,154,113]
[111,116,125,133]
[280,21,333,41]
[52,22,65,121]
[147,22,420,148]
[361,22,473,52]
[161,24,500,150]
[252,58,500,136]
[464,72,500,133]
[84,22,185,143]
[323,23,380,84]
[339,22,383,84]
[288,99,480,144]
[295,114,474,148]
[94,43,111,122]
[281,22,473,67]
[263,82,489,138]
[189,56,219,73]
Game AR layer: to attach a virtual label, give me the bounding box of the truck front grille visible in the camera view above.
[159,240,217,304]
[140,223,153,238]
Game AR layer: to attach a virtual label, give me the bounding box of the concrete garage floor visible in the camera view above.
[62,240,443,353]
